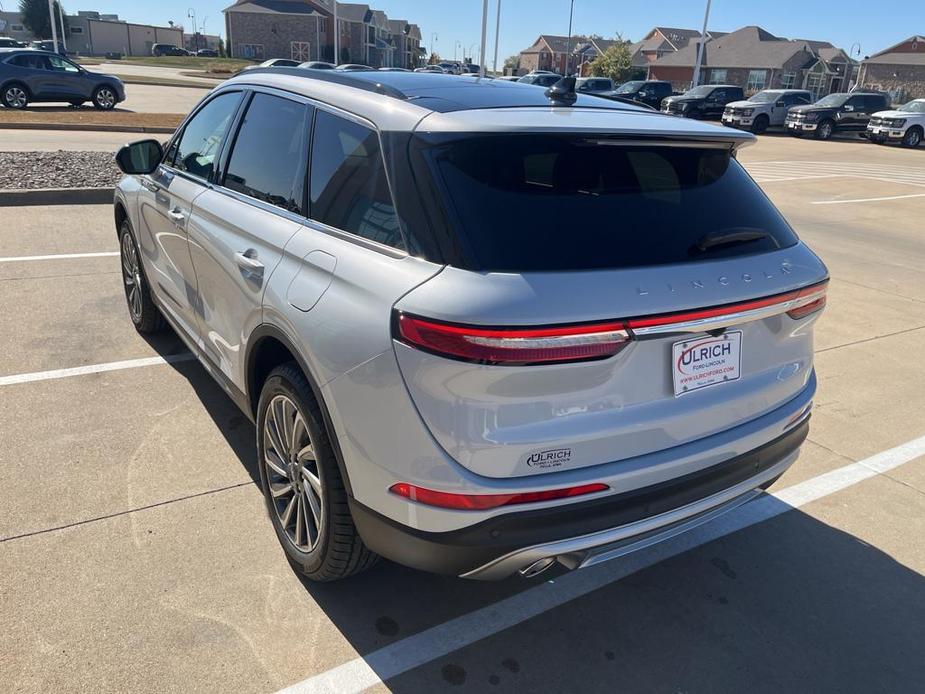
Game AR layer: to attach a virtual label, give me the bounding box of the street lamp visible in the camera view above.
[454,40,461,61]
[187,8,198,52]
[468,42,478,63]
[564,0,575,75]
[692,0,712,87]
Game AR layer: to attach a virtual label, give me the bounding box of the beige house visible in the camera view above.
[859,36,925,101]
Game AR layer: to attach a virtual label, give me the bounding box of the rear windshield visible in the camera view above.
[423,135,798,272]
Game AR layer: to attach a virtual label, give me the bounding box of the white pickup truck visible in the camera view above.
[722,89,812,133]
[866,98,925,148]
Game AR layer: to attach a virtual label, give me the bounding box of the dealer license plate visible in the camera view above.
[672,331,742,396]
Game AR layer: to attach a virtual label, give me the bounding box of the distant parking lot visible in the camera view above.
[1,135,923,693]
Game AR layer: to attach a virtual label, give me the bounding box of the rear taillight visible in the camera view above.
[395,279,827,365]
[396,314,630,365]
[388,482,609,510]
[785,281,828,320]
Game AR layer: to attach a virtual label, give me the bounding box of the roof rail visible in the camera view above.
[235,67,408,101]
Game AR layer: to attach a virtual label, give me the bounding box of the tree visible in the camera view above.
[19,0,68,40]
[589,41,634,82]
[427,51,442,65]
[503,54,519,74]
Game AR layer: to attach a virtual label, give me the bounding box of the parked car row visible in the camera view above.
[151,43,218,58]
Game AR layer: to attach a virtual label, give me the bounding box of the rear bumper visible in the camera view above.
[351,418,809,579]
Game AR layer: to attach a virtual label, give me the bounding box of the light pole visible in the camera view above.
[47,0,58,52]
[430,32,437,59]
[691,0,712,87]
[56,0,67,51]
[478,0,487,77]
[187,8,197,52]
[492,0,501,75]
[564,0,575,75]
[334,2,339,65]
[454,40,461,62]
[468,42,478,64]
[848,42,861,89]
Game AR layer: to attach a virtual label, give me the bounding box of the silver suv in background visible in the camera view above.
[722,89,812,133]
[113,70,828,582]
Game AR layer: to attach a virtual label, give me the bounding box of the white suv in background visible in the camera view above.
[722,89,812,133]
[866,98,925,148]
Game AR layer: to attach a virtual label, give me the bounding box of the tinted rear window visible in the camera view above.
[425,135,798,272]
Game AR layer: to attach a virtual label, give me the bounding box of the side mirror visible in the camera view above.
[115,139,164,175]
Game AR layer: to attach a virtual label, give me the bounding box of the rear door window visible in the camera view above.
[309,110,404,249]
[223,93,310,214]
[424,135,799,272]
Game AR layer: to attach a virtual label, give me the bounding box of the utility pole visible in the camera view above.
[47,0,58,52]
[478,0,487,78]
[691,0,712,87]
[333,1,339,64]
[492,0,501,75]
[188,8,197,52]
[57,0,67,51]
[564,0,575,75]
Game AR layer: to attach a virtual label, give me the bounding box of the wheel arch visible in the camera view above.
[1,79,31,98]
[114,199,129,239]
[246,324,355,497]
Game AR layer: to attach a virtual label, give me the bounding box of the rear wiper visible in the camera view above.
[690,229,771,255]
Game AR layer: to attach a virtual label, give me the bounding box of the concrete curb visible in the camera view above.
[0,187,114,207]
[118,76,217,90]
[0,122,176,134]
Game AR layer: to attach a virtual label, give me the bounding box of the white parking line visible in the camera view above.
[279,433,925,694]
[812,193,925,205]
[0,252,119,263]
[0,354,195,387]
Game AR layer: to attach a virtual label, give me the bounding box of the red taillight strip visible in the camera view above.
[389,482,609,510]
[628,279,829,336]
[397,314,630,365]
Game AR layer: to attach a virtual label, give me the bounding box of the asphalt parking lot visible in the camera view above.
[1,134,924,693]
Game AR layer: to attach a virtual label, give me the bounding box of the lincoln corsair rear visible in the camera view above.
[113,70,828,581]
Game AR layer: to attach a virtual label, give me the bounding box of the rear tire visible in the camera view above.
[92,85,117,110]
[119,220,166,334]
[2,82,29,109]
[257,363,378,582]
[816,119,835,140]
[902,126,923,148]
[751,114,769,134]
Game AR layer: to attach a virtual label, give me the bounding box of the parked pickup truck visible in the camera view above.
[607,80,675,109]
[784,92,890,140]
[662,84,745,120]
[866,98,925,148]
[722,89,812,133]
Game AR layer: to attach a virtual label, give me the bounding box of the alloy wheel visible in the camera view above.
[5,87,26,108]
[120,232,143,321]
[819,122,833,139]
[95,88,115,109]
[263,394,324,553]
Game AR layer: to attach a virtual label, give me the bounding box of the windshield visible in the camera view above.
[615,81,644,94]
[748,91,779,103]
[899,100,925,113]
[423,135,798,272]
[814,93,849,107]
[683,85,715,97]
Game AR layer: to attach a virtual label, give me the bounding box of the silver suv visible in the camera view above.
[113,70,828,581]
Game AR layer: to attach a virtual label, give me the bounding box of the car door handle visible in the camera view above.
[167,208,186,227]
[235,250,265,278]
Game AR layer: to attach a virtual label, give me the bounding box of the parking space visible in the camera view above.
[1,136,924,693]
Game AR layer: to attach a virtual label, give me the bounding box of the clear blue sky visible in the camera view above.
[67,0,902,66]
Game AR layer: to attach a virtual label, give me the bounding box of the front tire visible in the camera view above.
[119,220,165,333]
[751,114,769,134]
[902,126,923,148]
[816,119,835,140]
[257,363,378,582]
[2,83,29,109]
[92,85,117,110]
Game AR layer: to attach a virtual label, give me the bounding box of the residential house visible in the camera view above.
[858,36,925,101]
[649,25,853,98]
[570,27,717,78]
[224,0,331,61]
[387,19,424,70]
[517,34,589,75]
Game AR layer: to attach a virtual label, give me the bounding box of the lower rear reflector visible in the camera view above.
[388,482,609,510]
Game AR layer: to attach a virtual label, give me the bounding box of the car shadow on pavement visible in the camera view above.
[298,494,925,693]
[139,334,925,692]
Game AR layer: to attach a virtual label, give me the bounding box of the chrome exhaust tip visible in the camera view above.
[519,556,557,578]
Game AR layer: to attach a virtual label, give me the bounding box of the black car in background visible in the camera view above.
[608,80,674,108]
[785,92,891,140]
[0,49,125,109]
[662,84,745,119]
